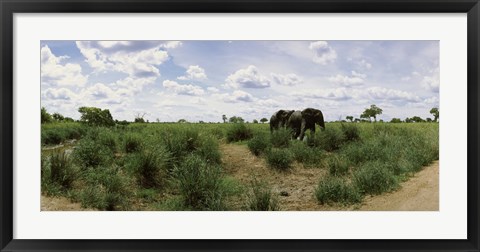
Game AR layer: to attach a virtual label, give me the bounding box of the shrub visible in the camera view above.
[248,134,271,156]
[353,161,398,195]
[123,133,143,153]
[97,129,118,153]
[79,165,132,210]
[328,155,350,176]
[270,128,291,148]
[196,136,222,164]
[226,123,253,143]
[316,127,346,151]
[73,138,113,168]
[341,124,361,142]
[315,176,362,205]
[128,147,170,188]
[48,151,77,189]
[246,179,279,211]
[266,148,293,171]
[289,141,323,167]
[173,154,225,210]
[42,130,65,145]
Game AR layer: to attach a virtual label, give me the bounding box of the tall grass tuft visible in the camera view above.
[270,128,291,148]
[247,134,271,156]
[123,133,143,153]
[226,123,253,143]
[353,161,399,195]
[315,176,362,205]
[246,179,280,211]
[266,148,293,171]
[327,155,350,176]
[173,154,225,210]
[289,141,324,167]
[341,124,361,142]
[128,147,170,188]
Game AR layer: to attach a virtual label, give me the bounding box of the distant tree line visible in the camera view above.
[344,105,439,123]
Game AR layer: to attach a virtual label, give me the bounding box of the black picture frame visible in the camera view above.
[1,0,479,251]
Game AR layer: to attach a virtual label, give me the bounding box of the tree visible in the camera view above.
[222,115,227,123]
[260,118,268,124]
[52,112,65,122]
[134,113,146,123]
[426,117,433,122]
[410,116,425,123]
[78,107,115,127]
[229,116,244,123]
[361,104,383,122]
[253,119,259,124]
[346,116,353,122]
[41,107,52,124]
[430,107,439,122]
[178,119,187,123]
[390,118,402,123]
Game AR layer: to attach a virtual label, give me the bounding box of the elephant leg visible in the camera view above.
[299,120,306,140]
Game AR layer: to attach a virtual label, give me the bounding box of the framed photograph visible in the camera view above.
[1,0,479,251]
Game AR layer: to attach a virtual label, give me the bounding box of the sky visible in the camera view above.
[40,40,439,122]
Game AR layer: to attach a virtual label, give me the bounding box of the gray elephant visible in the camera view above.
[270,110,294,133]
[287,108,325,140]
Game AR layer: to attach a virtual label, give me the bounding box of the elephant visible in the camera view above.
[287,108,325,140]
[270,110,295,133]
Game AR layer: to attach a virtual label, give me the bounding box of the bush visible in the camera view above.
[266,148,293,171]
[353,161,398,195]
[78,165,132,210]
[316,127,346,151]
[173,154,225,210]
[41,151,78,195]
[246,179,279,211]
[270,128,291,148]
[127,148,170,188]
[123,133,143,153]
[315,176,362,205]
[248,134,271,156]
[97,129,118,153]
[289,141,324,167]
[328,155,350,176]
[42,130,65,145]
[341,124,361,142]
[195,136,222,164]
[226,123,253,143]
[73,138,113,168]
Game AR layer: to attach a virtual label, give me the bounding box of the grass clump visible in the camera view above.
[41,151,78,195]
[289,141,324,167]
[123,133,143,153]
[195,135,222,165]
[266,148,293,171]
[353,161,399,195]
[315,176,362,205]
[73,137,113,168]
[78,165,132,210]
[127,147,170,188]
[327,155,350,176]
[270,128,291,148]
[226,123,253,143]
[173,154,225,210]
[341,124,361,142]
[247,134,271,156]
[246,179,279,211]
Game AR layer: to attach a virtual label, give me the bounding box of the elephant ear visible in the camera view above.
[301,108,314,120]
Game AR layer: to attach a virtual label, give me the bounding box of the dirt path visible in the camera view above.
[221,143,439,211]
[41,195,93,211]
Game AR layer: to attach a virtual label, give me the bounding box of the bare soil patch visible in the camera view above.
[41,195,94,211]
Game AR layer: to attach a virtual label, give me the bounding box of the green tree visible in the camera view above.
[410,116,425,123]
[78,107,115,127]
[178,119,187,123]
[52,112,65,122]
[229,116,244,123]
[390,118,402,123]
[253,119,259,124]
[430,107,439,122]
[41,107,52,124]
[222,115,227,123]
[260,118,268,124]
[346,116,353,122]
[134,113,146,123]
[361,104,383,122]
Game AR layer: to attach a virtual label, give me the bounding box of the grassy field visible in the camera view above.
[41,122,438,211]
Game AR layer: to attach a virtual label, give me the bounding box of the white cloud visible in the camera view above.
[309,41,337,65]
[224,65,270,89]
[293,88,352,101]
[424,96,439,105]
[43,88,77,100]
[215,90,254,103]
[97,41,131,48]
[256,98,282,108]
[207,87,220,93]
[421,67,439,92]
[41,45,87,87]
[161,41,182,49]
[162,80,205,96]
[76,41,169,78]
[358,59,372,69]
[271,73,302,86]
[328,71,366,87]
[177,65,207,81]
[364,87,421,102]
[83,83,126,104]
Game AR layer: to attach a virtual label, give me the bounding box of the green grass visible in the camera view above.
[266,148,294,171]
[226,123,253,143]
[315,176,362,205]
[246,179,280,211]
[247,134,271,156]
